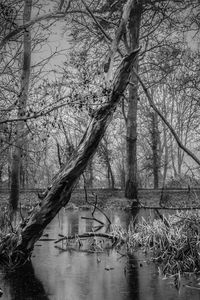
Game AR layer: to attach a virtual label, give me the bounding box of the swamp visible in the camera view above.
[0,0,200,299]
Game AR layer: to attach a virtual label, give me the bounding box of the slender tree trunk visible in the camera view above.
[162,94,168,186]
[0,165,2,185]
[56,141,63,169]
[162,123,168,186]
[177,147,182,175]
[107,162,115,189]
[151,111,160,189]
[8,50,139,258]
[125,4,142,200]
[9,0,32,215]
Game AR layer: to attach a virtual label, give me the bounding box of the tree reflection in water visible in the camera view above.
[124,208,140,299]
[4,261,49,300]
[126,254,139,300]
[2,208,198,300]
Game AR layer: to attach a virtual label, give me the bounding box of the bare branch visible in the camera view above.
[0,1,71,49]
[0,102,68,124]
[132,69,200,167]
[80,0,112,43]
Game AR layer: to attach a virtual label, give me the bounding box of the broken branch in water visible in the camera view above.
[54,232,123,244]
[54,245,103,253]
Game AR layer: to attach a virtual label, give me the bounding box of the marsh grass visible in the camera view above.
[0,205,30,270]
[113,211,200,275]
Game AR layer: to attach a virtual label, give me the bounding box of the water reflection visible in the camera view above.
[1,208,200,299]
[125,254,139,299]
[3,262,49,300]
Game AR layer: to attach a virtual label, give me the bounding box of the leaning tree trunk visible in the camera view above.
[8,49,139,259]
[9,0,32,217]
[125,4,142,200]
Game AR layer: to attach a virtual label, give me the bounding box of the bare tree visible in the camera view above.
[1,49,139,263]
[125,1,142,200]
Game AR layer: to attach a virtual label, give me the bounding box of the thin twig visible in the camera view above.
[80,0,112,43]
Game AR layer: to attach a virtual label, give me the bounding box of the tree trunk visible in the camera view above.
[151,111,160,189]
[162,123,168,186]
[107,162,115,189]
[56,140,63,169]
[9,0,32,215]
[85,158,93,188]
[125,4,142,200]
[9,50,139,258]
[162,96,169,187]
[120,166,126,189]
[0,165,3,185]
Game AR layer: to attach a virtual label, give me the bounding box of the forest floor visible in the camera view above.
[0,188,200,210]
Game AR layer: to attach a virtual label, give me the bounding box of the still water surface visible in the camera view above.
[0,208,200,300]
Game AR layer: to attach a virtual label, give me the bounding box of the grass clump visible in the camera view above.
[119,211,200,275]
[0,205,30,270]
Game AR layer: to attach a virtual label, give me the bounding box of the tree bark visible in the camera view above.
[12,49,139,257]
[125,3,142,200]
[9,0,32,216]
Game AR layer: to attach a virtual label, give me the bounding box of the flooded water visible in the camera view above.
[0,208,200,300]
